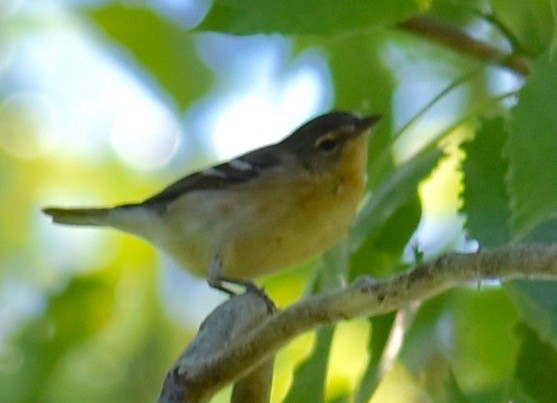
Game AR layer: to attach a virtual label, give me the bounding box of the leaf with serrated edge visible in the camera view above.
[506,53,557,238]
[461,118,511,246]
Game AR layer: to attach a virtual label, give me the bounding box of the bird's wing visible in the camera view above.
[141,145,281,207]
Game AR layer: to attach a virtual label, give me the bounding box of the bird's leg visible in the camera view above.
[207,252,256,294]
[207,253,276,312]
[207,253,233,294]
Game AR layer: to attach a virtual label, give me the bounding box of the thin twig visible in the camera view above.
[397,16,531,76]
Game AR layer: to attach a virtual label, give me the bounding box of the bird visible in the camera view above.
[43,111,382,292]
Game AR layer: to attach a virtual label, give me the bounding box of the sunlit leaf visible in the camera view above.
[506,53,557,238]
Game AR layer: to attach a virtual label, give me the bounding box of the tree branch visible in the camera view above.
[159,244,557,400]
[158,290,276,402]
[397,16,532,76]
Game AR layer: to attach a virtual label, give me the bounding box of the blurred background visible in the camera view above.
[0,0,533,402]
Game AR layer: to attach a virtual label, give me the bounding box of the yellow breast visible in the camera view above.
[162,135,369,280]
[222,136,368,279]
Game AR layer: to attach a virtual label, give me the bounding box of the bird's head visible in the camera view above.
[280,111,382,174]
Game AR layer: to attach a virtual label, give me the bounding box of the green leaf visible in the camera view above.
[399,294,448,374]
[490,0,555,56]
[47,277,113,344]
[283,325,334,403]
[506,53,557,238]
[514,323,557,403]
[427,0,488,26]
[327,392,351,403]
[522,217,557,243]
[444,370,469,403]
[351,147,443,251]
[418,359,469,403]
[354,313,396,403]
[350,195,421,279]
[551,0,557,59]
[506,281,557,348]
[197,1,420,35]
[283,242,349,402]
[401,288,520,400]
[461,118,511,247]
[447,289,520,393]
[89,5,212,110]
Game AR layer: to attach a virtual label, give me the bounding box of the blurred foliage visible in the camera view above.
[514,323,557,403]
[1,0,557,402]
[90,5,213,111]
[489,0,555,57]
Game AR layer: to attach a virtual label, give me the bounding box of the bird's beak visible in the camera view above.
[355,114,382,132]
[343,114,382,141]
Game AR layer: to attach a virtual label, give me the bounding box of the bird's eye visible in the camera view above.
[315,137,339,152]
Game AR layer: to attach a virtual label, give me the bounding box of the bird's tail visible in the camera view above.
[42,207,113,227]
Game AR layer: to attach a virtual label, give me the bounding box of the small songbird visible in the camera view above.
[43,111,381,292]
